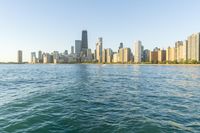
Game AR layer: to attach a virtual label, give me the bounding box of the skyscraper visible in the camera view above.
[38,50,43,63]
[119,48,124,63]
[112,53,119,63]
[102,49,107,63]
[31,52,37,64]
[134,40,143,63]
[17,50,23,64]
[158,49,166,63]
[150,51,158,64]
[118,42,123,52]
[183,40,188,61]
[106,48,113,63]
[143,49,150,62]
[166,47,176,62]
[71,46,74,54]
[124,48,131,63]
[81,30,88,55]
[75,40,82,56]
[187,33,200,62]
[175,41,184,62]
[96,37,103,63]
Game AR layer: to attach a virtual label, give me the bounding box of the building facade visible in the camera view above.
[75,40,82,56]
[17,50,23,64]
[150,51,158,63]
[124,48,131,63]
[158,50,166,63]
[187,33,200,62]
[134,40,143,63]
[96,37,103,63]
[81,30,88,56]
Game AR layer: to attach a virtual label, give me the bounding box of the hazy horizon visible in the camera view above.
[1,0,200,62]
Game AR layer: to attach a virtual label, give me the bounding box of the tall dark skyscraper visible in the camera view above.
[81,30,88,55]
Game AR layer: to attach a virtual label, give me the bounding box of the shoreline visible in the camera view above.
[1,63,200,66]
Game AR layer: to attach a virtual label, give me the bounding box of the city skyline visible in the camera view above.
[23,31,199,64]
[1,0,200,62]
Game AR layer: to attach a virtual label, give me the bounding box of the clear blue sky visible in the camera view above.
[0,0,200,62]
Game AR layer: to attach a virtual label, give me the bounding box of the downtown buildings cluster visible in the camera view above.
[17,31,200,64]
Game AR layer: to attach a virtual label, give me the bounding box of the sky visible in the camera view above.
[0,0,200,62]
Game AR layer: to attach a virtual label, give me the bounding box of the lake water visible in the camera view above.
[0,64,200,133]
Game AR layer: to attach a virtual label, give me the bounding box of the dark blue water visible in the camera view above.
[0,64,200,133]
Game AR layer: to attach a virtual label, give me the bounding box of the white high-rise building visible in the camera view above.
[96,37,103,63]
[134,40,143,63]
[187,33,200,61]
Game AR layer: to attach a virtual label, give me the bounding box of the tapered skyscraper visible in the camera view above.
[81,30,88,55]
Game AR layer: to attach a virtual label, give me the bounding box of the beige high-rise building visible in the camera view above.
[134,40,143,63]
[166,47,177,62]
[106,48,113,63]
[96,37,103,63]
[124,48,131,63]
[183,40,188,61]
[176,41,184,62]
[119,48,124,63]
[112,53,118,63]
[158,49,166,63]
[17,50,23,64]
[187,33,200,61]
[102,49,107,63]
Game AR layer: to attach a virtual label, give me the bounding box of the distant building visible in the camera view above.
[119,48,124,63]
[143,49,150,62]
[150,51,158,64]
[166,47,176,62]
[71,46,74,54]
[112,53,118,63]
[64,50,68,56]
[53,51,59,64]
[187,33,200,62]
[17,50,23,64]
[158,49,166,63]
[118,42,123,52]
[96,37,103,63]
[106,48,113,63]
[183,40,188,61]
[38,50,43,63]
[43,53,53,64]
[75,40,82,56]
[134,40,143,63]
[153,47,160,52]
[81,30,88,56]
[86,49,93,61]
[124,48,131,63]
[175,41,184,62]
[102,49,107,63]
[31,52,37,64]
